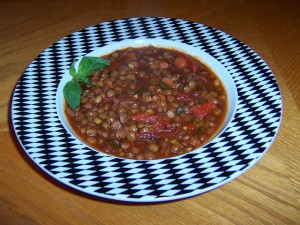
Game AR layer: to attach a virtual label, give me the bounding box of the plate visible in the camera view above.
[11,17,282,202]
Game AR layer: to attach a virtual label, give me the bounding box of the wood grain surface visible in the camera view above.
[1,0,299,224]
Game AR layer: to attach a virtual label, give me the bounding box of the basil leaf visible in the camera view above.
[69,60,77,77]
[78,76,92,85]
[63,80,82,110]
[78,57,110,79]
[63,56,110,110]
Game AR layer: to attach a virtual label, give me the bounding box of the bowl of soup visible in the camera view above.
[56,38,237,160]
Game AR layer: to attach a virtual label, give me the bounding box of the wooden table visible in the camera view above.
[1,1,299,224]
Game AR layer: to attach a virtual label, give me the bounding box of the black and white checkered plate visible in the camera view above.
[11,17,282,202]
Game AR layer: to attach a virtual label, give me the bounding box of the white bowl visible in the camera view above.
[56,38,238,159]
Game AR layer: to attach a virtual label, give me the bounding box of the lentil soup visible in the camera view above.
[65,46,228,160]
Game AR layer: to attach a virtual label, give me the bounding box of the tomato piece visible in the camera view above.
[159,61,169,69]
[185,123,199,131]
[174,57,188,69]
[158,115,172,128]
[188,59,199,73]
[135,114,179,139]
[184,123,203,134]
[158,126,179,138]
[175,53,199,72]
[151,123,172,133]
[110,61,120,70]
[131,113,158,124]
[177,92,193,103]
[191,102,216,120]
[137,127,178,139]
[127,52,137,60]
[136,132,160,139]
[158,94,166,101]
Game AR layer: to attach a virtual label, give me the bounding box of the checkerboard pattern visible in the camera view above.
[11,17,282,202]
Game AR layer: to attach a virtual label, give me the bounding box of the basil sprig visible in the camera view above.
[63,57,110,110]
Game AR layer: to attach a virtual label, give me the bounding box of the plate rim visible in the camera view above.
[10,16,283,203]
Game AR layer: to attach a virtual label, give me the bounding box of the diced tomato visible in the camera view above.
[151,122,172,133]
[183,123,202,135]
[136,132,160,139]
[175,53,199,72]
[185,123,199,131]
[127,52,137,60]
[177,92,193,103]
[110,61,120,70]
[133,113,179,139]
[174,57,188,69]
[191,102,216,120]
[131,113,158,124]
[157,126,179,138]
[188,59,199,73]
[137,126,179,139]
[131,140,148,149]
[159,61,169,69]
[158,94,166,101]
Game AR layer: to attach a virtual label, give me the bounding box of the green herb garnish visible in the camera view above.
[176,105,185,114]
[110,140,120,148]
[194,120,205,127]
[159,80,170,90]
[194,120,205,133]
[63,57,110,110]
